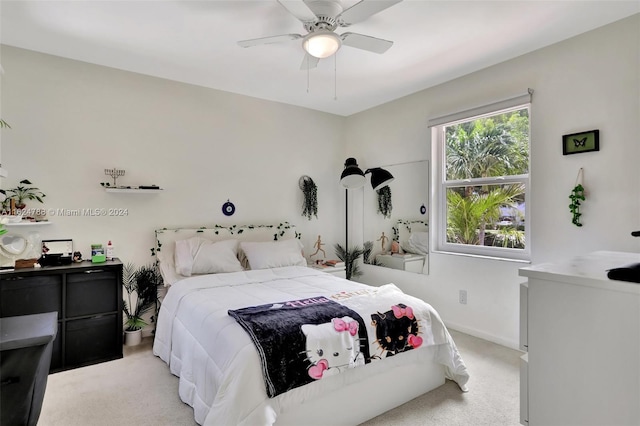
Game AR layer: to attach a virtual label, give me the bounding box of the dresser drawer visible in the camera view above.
[0,275,62,319]
[66,270,118,318]
[65,314,119,367]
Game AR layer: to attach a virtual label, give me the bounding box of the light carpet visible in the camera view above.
[38,329,522,426]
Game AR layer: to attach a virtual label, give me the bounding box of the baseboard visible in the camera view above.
[444,321,520,351]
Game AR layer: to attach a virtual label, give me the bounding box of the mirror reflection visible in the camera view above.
[362,160,429,274]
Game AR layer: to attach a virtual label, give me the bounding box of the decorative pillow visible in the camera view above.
[240,239,306,270]
[175,237,243,277]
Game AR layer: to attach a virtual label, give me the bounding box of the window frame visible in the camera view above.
[431,103,531,262]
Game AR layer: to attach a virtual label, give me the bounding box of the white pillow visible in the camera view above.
[401,232,429,255]
[240,239,306,270]
[174,237,243,276]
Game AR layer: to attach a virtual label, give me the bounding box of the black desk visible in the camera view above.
[1,311,58,426]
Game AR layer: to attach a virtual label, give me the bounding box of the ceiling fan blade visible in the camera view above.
[277,0,317,24]
[340,32,394,54]
[300,53,320,70]
[338,0,402,26]
[237,34,302,48]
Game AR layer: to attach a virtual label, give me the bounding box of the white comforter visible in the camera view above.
[153,266,468,426]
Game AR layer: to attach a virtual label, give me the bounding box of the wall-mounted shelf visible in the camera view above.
[4,221,53,227]
[104,187,163,194]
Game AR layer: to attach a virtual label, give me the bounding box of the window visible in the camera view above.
[431,94,531,261]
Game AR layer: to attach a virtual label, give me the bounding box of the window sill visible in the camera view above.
[432,249,531,264]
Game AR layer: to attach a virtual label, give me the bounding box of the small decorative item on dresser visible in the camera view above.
[91,244,106,263]
[14,258,39,269]
[106,240,114,261]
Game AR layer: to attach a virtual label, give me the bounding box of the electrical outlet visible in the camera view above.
[459,290,467,305]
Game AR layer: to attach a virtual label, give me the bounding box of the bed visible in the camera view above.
[152,223,469,426]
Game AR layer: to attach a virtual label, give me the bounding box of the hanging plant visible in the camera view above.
[569,184,585,227]
[299,175,318,220]
[377,185,392,218]
[569,168,585,227]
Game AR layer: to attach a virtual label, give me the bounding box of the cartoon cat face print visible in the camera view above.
[371,304,423,358]
[301,316,365,379]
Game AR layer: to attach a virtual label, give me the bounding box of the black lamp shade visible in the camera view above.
[340,158,366,189]
[368,167,394,191]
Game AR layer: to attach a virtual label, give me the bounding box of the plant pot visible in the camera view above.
[124,329,142,346]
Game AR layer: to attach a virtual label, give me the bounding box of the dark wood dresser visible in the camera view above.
[0,259,123,373]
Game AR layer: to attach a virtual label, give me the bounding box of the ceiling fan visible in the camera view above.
[237,0,403,70]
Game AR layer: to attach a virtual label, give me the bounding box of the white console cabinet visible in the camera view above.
[519,251,640,426]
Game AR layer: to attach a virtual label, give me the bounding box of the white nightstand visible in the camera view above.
[375,254,426,273]
[308,263,346,279]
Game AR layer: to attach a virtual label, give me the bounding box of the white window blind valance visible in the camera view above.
[427,88,533,128]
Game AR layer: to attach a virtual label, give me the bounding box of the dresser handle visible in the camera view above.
[83,269,104,274]
[4,276,24,281]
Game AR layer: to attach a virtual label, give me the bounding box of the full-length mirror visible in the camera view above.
[362,160,429,274]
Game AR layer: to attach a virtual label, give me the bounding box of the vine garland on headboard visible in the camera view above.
[150,222,300,258]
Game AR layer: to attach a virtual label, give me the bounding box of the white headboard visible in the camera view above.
[154,222,300,286]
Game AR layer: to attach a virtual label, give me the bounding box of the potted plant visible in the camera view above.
[122,263,161,346]
[6,179,46,210]
[334,243,365,280]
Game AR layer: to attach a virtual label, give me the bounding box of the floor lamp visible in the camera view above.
[339,158,395,251]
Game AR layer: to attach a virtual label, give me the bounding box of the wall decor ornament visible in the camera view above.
[104,168,125,186]
[222,200,236,216]
[562,129,599,155]
[299,175,318,220]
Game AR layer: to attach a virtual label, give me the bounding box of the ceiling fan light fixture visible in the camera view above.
[303,30,341,59]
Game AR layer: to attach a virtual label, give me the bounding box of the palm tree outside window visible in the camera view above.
[432,102,530,261]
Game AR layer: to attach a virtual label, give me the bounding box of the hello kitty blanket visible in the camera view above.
[228,292,433,398]
[153,266,468,426]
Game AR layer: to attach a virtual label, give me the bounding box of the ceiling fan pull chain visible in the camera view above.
[307,55,310,93]
[334,52,338,101]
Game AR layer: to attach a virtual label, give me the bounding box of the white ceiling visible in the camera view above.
[1,1,638,116]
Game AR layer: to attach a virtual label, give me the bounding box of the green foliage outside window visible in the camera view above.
[444,109,529,250]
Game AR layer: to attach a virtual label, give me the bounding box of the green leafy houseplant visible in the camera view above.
[334,243,365,280]
[362,240,384,266]
[6,179,46,209]
[569,184,585,227]
[122,263,161,331]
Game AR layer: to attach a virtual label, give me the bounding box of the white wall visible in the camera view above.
[346,14,640,349]
[0,45,347,268]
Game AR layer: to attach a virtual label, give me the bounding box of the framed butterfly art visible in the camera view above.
[562,129,599,155]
